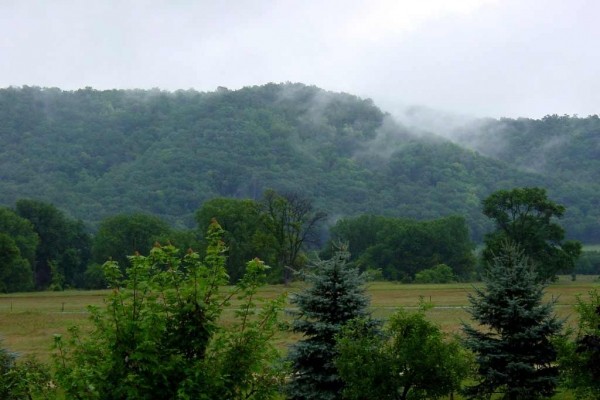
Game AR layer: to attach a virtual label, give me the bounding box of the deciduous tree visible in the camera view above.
[196,197,276,282]
[16,199,91,289]
[91,213,171,269]
[0,233,34,292]
[54,221,286,399]
[482,187,581,282]
[0,207,37,292]
[336,307,472,400]
[262,189,326,284]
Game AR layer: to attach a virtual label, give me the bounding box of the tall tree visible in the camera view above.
[287,245,371,400]
[15,199,91,289]
[196,197,276,282]
[0,207,38,267]
[262,189,327,284]
[0,233,34,292]
[92,213,171,268]
[0,207,37,292]
[482,187,581,282]
[462,243,563,400]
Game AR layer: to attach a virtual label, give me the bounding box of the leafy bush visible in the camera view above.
[0,341,55,400]
[53,221,286,399]
[336,307,472,400]
[557,289,600,399]
[414,264,456,283]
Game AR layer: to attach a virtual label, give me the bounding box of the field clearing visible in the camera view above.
[0,276,597,399]
[1,275,597,363]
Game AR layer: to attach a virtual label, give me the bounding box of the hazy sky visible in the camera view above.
[1,0,598,118]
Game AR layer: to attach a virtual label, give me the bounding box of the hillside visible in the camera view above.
[454,115,600,185]
[0,84,597,242]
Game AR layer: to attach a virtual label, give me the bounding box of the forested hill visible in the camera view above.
[0,83,598,242]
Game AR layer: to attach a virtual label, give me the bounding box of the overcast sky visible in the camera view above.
[1,0,598,118]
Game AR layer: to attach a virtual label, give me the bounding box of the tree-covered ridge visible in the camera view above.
[0,84,597,242]
[0,84,383,227]
[456,114,600,185]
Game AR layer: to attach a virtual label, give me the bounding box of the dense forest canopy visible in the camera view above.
[0,83,598,242]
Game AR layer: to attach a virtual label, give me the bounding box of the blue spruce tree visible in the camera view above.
[462,243,563,400]
[287,245,371,400]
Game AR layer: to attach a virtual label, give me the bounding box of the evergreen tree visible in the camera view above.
[462,243,563,399]
[287,245,371,400]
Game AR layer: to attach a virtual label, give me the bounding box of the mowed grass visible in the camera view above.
[1,275,597,363]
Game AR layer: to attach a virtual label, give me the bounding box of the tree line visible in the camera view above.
[1,193,598,399]
[1,187,595,294]
[0,190,468,292]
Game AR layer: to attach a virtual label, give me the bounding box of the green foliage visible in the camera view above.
[0,233,34,293]
[336,308,473,400]
[328,214,475,281]
[195,191,326,284]
[16,199,91,289]
[1,85,598,243]
[0,340,55,400]
[287,245,371,400]
[0,207,38,265]
[463,243,563,399]
[556,289,600,399]
[53,221,286,399]
[0,207,37,292]
[91,213,172,268]
[574,250,600,274]
[196,197,275,282]
[261,189,327,284]
[482,187,581,282]
[81,263,107,289]
[414,263,456,283]
[456,114,600,241]
[458,114,600,185]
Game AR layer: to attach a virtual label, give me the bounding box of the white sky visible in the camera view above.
[1,0,598,118]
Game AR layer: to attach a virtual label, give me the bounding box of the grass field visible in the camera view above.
[0,275,598,399]
[582,244,600,251]
[1,275,598,358]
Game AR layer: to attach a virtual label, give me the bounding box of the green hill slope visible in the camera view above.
[0,84,597,242]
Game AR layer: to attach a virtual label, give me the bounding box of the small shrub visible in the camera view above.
[414,264,455,283]
[0,341,55,400]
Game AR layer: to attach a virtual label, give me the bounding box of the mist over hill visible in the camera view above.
[0,83,597,242]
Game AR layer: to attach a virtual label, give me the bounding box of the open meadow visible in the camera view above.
[0,275,598,399]
[1,275,597,361]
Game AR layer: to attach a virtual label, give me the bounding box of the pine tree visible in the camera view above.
[462,243,563,400]
[287,245,371,400]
